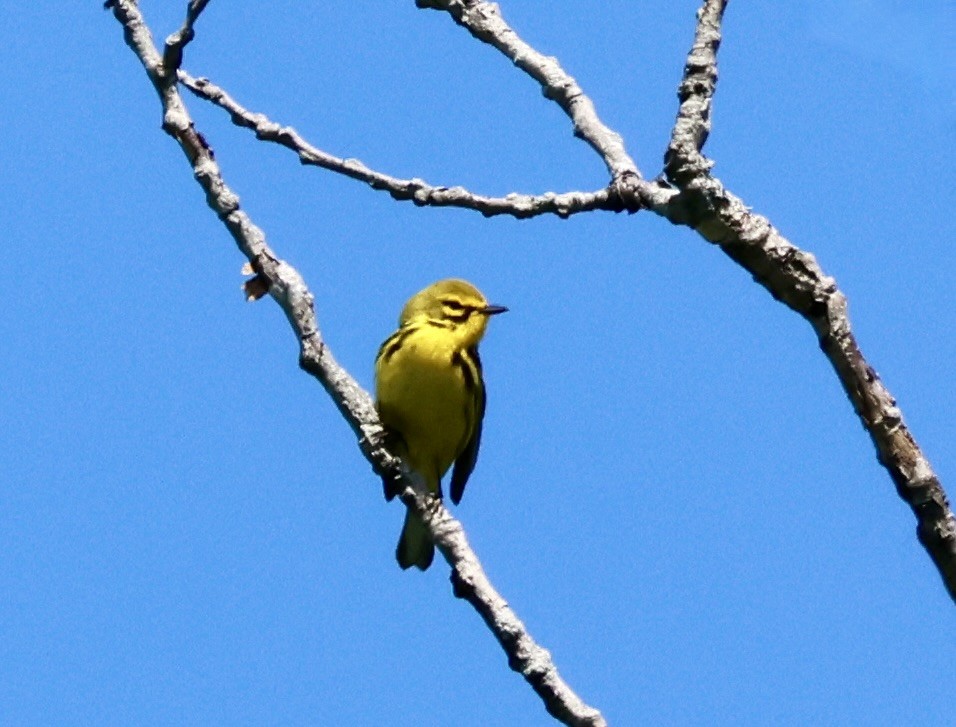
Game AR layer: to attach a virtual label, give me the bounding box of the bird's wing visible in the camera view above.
[450,346,485,505]
[375,325,414,501]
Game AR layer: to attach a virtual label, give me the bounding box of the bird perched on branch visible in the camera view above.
[375,279,507,570]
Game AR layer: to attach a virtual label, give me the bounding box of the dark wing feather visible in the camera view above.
[450,346,485,505]
[375,326,411,366]
[375,326,413,501]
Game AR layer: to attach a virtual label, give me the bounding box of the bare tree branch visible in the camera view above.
[163,0,211,72]
[408,2,689,245]
[660,0,956,600]
[178,71,628,219]
[415,0,641,183]
[107,1,608,723]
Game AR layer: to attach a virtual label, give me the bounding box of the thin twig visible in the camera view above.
[664,0,724,185]
[163,0,212,72]
[107,1,609,722]
[661,0,956,600]
[178,71,628,219]
[416,0,640,184]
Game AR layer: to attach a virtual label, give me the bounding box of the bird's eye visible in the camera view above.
[441,298,472,320]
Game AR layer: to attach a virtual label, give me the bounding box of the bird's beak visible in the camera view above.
[482,304,508,316]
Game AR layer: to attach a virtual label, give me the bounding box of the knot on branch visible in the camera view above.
[611,173,644,213]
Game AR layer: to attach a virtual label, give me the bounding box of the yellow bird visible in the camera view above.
[375,279,507,570]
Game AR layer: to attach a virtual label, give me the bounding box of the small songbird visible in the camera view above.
[375,279,507,570]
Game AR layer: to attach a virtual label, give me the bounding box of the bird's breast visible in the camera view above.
[376,337,474,485]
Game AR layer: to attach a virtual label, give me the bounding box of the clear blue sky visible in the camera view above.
[2,2,953,725]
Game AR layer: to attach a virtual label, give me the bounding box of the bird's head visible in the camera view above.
[400,278,507,346]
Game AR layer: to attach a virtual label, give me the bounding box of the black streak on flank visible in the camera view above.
[453,350,477,394]
[377,327,414,365]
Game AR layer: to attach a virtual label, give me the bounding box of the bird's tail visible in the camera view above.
[396,509,434,571]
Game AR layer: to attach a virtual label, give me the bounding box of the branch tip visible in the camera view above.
[162,0,212,72]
